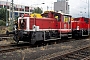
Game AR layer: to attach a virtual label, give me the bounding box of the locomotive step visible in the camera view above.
[68,34,72,35]
[44,38,61,41]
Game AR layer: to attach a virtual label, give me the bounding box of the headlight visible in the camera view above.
[77,26,79,30]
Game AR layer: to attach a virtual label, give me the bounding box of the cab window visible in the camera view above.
[19,19,26,29]
[63,15,71,23]
[54,13,61,21]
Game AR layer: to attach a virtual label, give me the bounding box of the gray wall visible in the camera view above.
[54,1,69,14]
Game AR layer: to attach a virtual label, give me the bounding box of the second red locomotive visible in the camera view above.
[72,17,90,37]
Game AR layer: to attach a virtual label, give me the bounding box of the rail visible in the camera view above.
[36,44,90,60]
[0,34,13,40]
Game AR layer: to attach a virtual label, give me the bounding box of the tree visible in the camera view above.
[0,8,9,22]
[0,20,6,26]
[32,7,43,14]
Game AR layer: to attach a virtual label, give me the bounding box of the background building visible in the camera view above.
[0,1,34,20]
[54,0,69,14]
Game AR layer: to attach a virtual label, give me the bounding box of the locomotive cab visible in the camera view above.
[59,13,72,38]
[18,14,30,31]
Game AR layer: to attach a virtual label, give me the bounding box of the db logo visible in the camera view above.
[64,24,66,29]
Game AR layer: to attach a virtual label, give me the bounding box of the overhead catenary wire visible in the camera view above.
[69,0,89,17]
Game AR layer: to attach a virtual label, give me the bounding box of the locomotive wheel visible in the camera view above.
[14,35,19,44]
[14,30,24,44]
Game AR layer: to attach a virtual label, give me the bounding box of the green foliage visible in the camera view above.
[0,20,6,26]
[32,7,43,14]
[0,8,9,22]
[8,26,13,31]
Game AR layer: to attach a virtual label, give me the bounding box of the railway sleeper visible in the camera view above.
[70,54,86,58]
[81,56,90,60]
[79,51,90,55]
[53,56,75,60]
[73,54,88,58]
[76,51,90,56]
[60,57,74,60]
[65,55,83,60]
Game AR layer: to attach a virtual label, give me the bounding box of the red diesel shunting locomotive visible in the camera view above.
[71,17,90,37]
[7,11,72,44]
[6,11,90,44]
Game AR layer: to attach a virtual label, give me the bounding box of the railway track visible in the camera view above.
[0,44,30,53]
[0,34,89,54]
[0,36,89,60]
[0,34,13,40]
[28,37,90,60]
[50,46,90,60]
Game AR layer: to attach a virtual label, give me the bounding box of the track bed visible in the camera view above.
[0,37,89,60]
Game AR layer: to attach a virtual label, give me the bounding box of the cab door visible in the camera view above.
[61,15,72,38]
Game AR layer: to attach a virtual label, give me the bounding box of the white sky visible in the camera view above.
[1,0,90,17]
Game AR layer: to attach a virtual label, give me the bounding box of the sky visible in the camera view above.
[1,0,90,18]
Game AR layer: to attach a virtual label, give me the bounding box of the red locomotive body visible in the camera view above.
[72,17,89,37]
[7,11,72,44]
[30,18,57,30]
